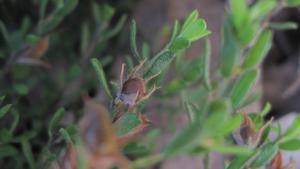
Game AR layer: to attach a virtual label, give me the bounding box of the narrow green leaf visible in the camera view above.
[102,15,127,41]
[208,144,252,155]
[130,20,141,60]
[60,0,78,15]
[269,22,298,30]
[0,96,5,104]
[230,69,258,109]
[182,10,199,31]
[203,39,211,90]
[170,20,180,43]
[170,37,190,52]
[0,20,10,47]
[179,19,210,42]
[230,0,248,29]
[261,102,271,117]
[249,0,276,21]
[59,128,73,144]
[220,19,239,77]
[39,0,49,21]
[115,113,140,136]
[218,113,243,135]
[21,137,36,169]
[279,139,300,151]
[251,143,278,167]
[144,50,174,78]
[91,58,112,98]
[48,108,65,138]
[0,145,18,158]
[226,151,260,169]
[280,116,300,143]
[0,104,12,119]
[9,110,19,133]
[243,30,273,70]
[142,42,151,58]
[25,34,41,45]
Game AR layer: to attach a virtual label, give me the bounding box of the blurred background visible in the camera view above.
[1,0,300,168]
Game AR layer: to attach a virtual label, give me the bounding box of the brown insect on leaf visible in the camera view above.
[113,60,160,121]
[238,113,273,148]
[16,36,51,68]
[79,96,130,169]
[267,151,297,169]
[117,113,151,145]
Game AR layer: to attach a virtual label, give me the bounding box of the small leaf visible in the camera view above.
[25,34,41,45]
[251,143,278,167]
[249,0,276,21]
[0,104,12,119]
[207,144,252,155]
[179,19,210,42]
[269,22,298,30]
[220,19,239,77]
[59,128,73,144]
[182,10,199,31]
[230,69,258,109]
[102,15,127,41]
[170,20,180,42]
[142,42,151,58]
[230,0,248,29]
[203,39,211,90]
[48,108,65,138]
[115,113,140,136]
[80,23,90,56]
[130,20,141,60]
[279,139,300,151]
[226,151,259,169]
[0,145,18,158]
[184,100,197,123]
[280,116,300,143]
[91,58,112,98]
[261,102,271,117]
[219,113,243,135]
[144,50,174,78]
[170,37,190,53]
[243,30,273,70]
[21,137,36,169]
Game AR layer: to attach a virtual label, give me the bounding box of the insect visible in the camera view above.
[113,59,160,121]
[117,59,160,107]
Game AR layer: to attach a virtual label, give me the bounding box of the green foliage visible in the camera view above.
[1,0,300,168]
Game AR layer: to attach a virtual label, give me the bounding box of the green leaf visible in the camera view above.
[203,99,231,136]
[102,15,127,41]
[142,42,151,58]
[48,108,65,138]
[130,20,141,60]
[203,39,211,90]
[39,0,48,20]
[279,139,300,151]
[0,104,12,119]
[249,0,276,21]
[59,128,73,144]
[230,69,258,109]
[91,58,112,98]
[218,113,243,135]
[243,30,273,70]
[182,10,199,31]
[0,20,10,48]
[92,4,115,22]
[115,113,140,136]
[287,0,300,6]
[226,151,260,169]
[0,96,5,105]
[170,38,190,53]
[280,116,300,143]
[0,145,18,158]
[9,110,19,133]
[269,22,298,30]
[208,144,252,155]
[179,19,210,42]
[21,137,36,169]
[220,19,239,77]
[251,143,278,168]
[230,0,248,29]
[183,100,197,123]
[261,102,271,117]
[144,50,174,78]
[170,20,180,43]
[14,83,29,96]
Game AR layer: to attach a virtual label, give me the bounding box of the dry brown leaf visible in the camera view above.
[267,151,297,169]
